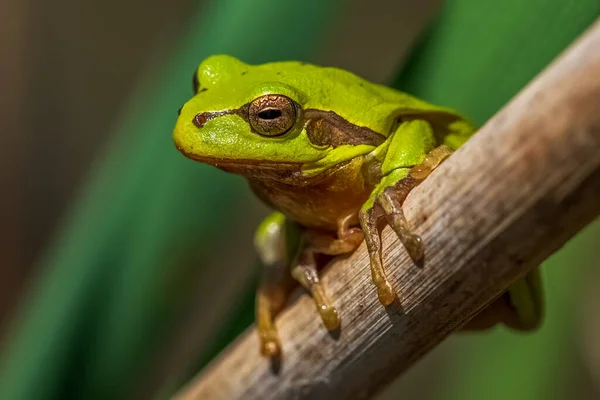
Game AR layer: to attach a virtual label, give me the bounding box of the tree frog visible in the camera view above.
[173,55,543,357]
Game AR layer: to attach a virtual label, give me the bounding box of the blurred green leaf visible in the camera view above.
[0,1,346,399]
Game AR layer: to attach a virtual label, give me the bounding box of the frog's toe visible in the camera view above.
[402,232,423,262]
[376,281,396,306]
[318,304,340,331]
[389,220,424,263]
[260,335,281,357]
[311,283,340,331]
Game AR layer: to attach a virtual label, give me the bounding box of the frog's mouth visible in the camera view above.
[176,149,300,170]
[176,148,307,181]
[176,148,351,186]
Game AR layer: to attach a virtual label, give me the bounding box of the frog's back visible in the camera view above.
[267,61,477,147]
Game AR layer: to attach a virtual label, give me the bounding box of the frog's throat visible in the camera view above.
[181,153,302,173]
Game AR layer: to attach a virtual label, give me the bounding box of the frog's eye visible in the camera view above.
[248,95,297,136]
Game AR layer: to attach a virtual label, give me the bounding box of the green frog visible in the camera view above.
[173,55,543,357]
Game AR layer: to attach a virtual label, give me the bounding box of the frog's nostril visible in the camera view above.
[193,113,208,128]
[178,106,183,116]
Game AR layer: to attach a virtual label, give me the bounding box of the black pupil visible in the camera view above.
[258,108,282,120]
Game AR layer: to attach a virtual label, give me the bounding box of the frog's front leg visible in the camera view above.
[379,144,454,262]
[290,251,340,331]
[359,168,429,306]
[254,212,295,357]
[360,120,453,305]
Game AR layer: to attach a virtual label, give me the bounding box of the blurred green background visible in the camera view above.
[0,0,598,399]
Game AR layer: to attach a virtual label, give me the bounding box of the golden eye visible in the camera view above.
[248,95,297,136]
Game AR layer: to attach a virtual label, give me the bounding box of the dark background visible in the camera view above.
[1,1,599,399]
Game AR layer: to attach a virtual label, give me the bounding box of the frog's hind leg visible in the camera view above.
[304,213,364,255]
[379,144,454,261]
[505,266,544,330]
[254,212,295,357]
[463,266,544,331]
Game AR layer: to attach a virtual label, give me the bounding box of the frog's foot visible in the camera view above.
[360,145,454,306]
[298,216,363,328]
[359,203,397,306]
[379,185,424,262]
[305,212,364,256]
[291,250,340,331]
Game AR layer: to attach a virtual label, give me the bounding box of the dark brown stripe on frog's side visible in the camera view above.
[192,110,237,128]
[303,109,386,148]
[192,104,385,148]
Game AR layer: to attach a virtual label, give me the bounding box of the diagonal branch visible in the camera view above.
[174,19,600,400]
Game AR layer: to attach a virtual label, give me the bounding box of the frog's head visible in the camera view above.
[173,55,385,181]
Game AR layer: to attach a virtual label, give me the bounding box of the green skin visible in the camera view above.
[173,55,543,357]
